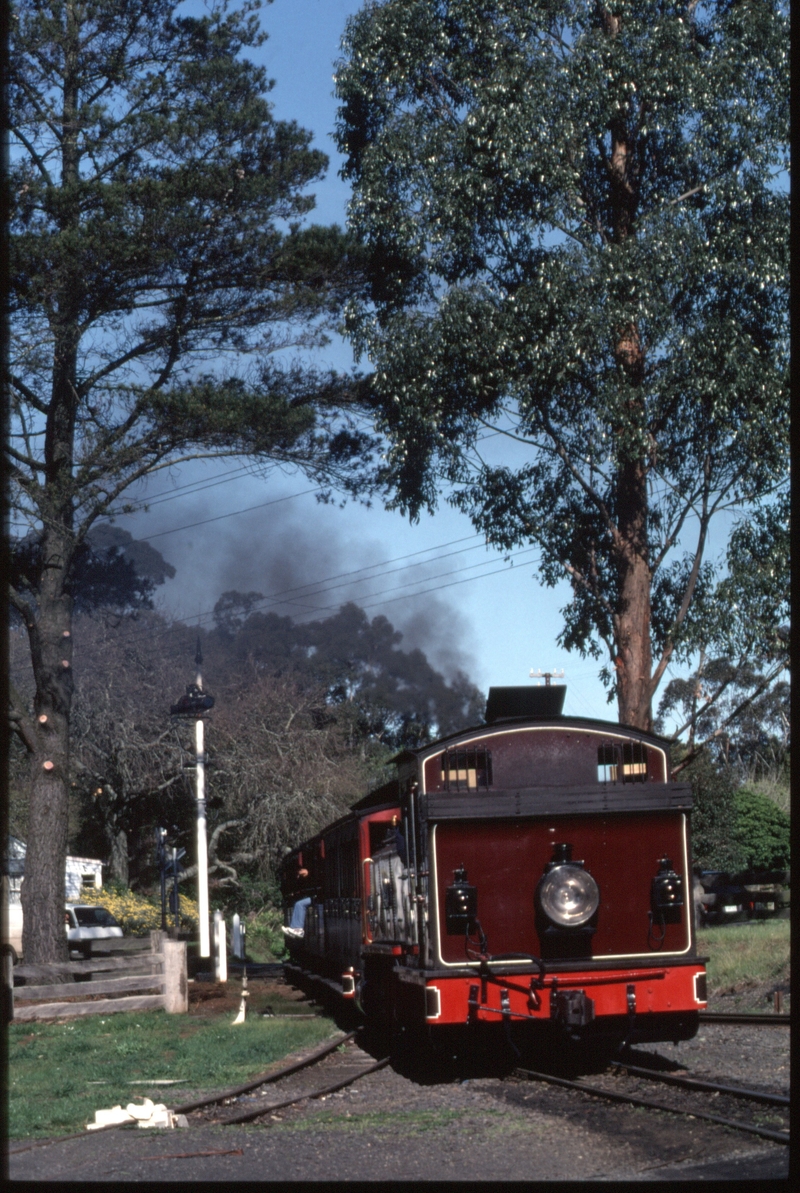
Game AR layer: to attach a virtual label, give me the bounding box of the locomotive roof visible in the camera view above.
[348,703,677,813]
[386,711,677,768]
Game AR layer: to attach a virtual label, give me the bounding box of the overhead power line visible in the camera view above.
[328,548,542,614]
[90,539,543,662]
[141,487,327,539]
[119,464,259,510]
[210,533,487,613]
[264,545,542,618]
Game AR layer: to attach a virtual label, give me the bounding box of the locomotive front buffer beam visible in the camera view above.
[425,963,707,1043]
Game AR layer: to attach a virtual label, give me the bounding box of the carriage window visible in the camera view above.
[598,742,648,783]
[597,744,618,783]
[622,742,648,781]
[441,747,492,791]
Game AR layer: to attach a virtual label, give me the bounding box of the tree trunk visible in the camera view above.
[21,558,74,965]
[607,89,650,730]
[613,454,653,732]
[108,827,130,888]
[20,4,83,966]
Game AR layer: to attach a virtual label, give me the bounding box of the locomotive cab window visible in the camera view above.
[441,746,492,792]
[598,742,648,783]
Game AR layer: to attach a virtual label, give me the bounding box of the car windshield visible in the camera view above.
[73,907,120,927]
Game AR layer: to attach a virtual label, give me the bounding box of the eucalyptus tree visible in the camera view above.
[7,0,370,963]
[335,0,789,730]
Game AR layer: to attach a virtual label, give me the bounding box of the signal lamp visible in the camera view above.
[651,857,684,925]
[445,866,478,935]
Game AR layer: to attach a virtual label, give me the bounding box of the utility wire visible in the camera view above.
[206,533,488,611]
[116,464,260,510]
[141,487,327,539]
[265,545,542,617]
[88,541,542,661]
[105,424,506,522]
[333,548,542,614]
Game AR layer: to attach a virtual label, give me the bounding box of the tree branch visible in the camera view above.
[9,680,37,754]
[671,659,787,772]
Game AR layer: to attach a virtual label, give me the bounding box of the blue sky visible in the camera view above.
[114,0,701,724]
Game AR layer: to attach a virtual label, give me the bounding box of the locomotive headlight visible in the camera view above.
[538,864,600,927]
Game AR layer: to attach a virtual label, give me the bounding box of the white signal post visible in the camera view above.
[195,645,210,958]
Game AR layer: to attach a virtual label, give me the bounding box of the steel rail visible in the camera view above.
[172,1030,357,1114]
[698,1012,790,1026]
[514,1066,790,1147]
[610,1059,790,1106]
[213,1056,391,1126]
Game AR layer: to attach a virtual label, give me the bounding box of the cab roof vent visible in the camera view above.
[485,685,566,723]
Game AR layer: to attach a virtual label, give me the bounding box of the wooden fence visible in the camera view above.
[5,931,187,1022]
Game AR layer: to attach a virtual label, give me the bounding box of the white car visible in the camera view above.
[65,904,123,956]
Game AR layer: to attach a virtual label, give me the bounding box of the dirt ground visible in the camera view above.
[187,972,312,1018]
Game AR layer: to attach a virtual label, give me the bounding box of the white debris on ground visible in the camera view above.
[87,1098,188,1130]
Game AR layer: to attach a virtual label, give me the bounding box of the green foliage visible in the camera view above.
[731,787,790,873]
[243,905,289,961]
[684,751,744,874]
[696,918,790,1001]
[75,883,199,935]
[9,0,374,543]
[656,654,790,764]
[686,752,790,874]
[335,0,789,725]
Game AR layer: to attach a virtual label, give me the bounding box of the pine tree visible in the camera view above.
[7,0,369,963]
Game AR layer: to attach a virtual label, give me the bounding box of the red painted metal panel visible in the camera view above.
[433,813,690,963]
[425,963,705,1026]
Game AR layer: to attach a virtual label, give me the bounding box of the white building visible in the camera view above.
[5,837,104,902]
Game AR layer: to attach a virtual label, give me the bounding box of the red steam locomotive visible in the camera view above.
[279,686,707,1052]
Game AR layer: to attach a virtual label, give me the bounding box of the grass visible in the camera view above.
[7,1009,336,1139]
[288,1108,466,1134]
[696,917,790,999]
[284,1106,549,1139]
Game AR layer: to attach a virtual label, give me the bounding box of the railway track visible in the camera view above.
[698,1011,790,1026]
[513,1058,790,1146]
[174,1031,389,1126]
[164,1018,791,1149]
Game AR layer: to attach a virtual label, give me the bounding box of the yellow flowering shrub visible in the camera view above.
[71,886,199,935]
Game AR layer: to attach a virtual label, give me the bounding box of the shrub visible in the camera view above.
[244,905,287,961]
[684,752,746,873]
[72,885,199,935]
[732,787,791,873]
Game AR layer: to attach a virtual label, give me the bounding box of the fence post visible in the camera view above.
[214,911,227,983]
[163,940,188,1013]
[2,948,13,1024]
